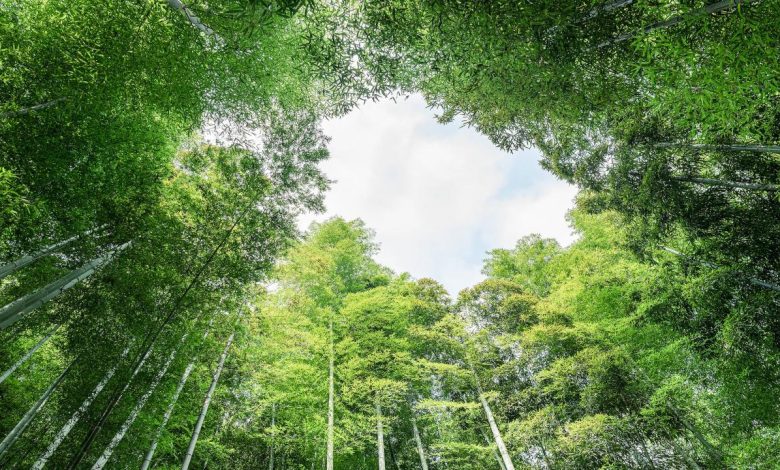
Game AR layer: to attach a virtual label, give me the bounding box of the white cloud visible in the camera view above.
[300,95,577,296]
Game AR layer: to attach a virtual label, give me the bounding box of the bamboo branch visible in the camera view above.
[655,142,780,154]
[599,0,757,48]
[660,246,780,292]
[0,98,66,119]
[673,176,779,192]
[167,0,222,42]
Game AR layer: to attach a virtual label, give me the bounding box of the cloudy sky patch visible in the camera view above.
[300,95,578,295]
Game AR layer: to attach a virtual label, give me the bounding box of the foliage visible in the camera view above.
[1,0,779,468]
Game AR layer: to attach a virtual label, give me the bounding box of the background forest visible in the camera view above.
[0,0,778,468]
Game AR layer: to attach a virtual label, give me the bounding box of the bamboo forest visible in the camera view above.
[1,0,780,468]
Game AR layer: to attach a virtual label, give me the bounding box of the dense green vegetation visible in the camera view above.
[1,0,778,468]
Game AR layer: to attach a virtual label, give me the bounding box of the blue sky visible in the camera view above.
[299,95,577,296]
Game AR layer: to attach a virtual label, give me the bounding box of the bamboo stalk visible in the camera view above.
[0,358,76,457]
[412,415,429,470]
[0,224,106,280]
[91,334,188,469]
[471,365,515,470]
[376,402,386,470]
[141,362,196,470]
[326,318,335,470]
[0,324,61,385]
[67,200,252,469]
[0,241,130,330]
[269,403,276,470]
[167,0,220,39]
[181,330,236,469]
[32,345,131,469]
[478,393,515,470]
[655,142,780,154]
[141,322,213,470]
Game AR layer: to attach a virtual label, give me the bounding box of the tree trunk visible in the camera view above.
[0,241,130,330]
[376,402,386,470]
[600,0,755,47]
[673,175,779,192]
[0,358,75,457]
[269,403,276,470]
[32,345,130,469]
[182,331,235,470]
[326,319,335,470]
[655,142,780,154]
[0,225,106,280]
[0,324,61,385]
[478,394,515,470]
[0,97,66,119]
[142,322,213,470]
[411,416,429,470]
[92,334,188,469]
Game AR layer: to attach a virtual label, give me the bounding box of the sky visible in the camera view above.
[299,95,578,296]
